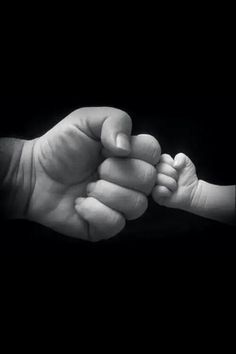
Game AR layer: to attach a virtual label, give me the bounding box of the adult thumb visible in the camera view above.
[100,108,132,156]
[69,107,132,156]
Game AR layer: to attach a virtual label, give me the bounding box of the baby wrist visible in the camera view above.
[185,179,206,214]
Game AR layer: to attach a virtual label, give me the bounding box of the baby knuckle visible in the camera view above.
[170,178,177,190]
[171,167,178,179]
[156,173,163,185]
[160,163,169,174]
[161,153,171,160]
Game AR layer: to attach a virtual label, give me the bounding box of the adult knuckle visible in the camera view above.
[143,164,156,192]
[98,157,114,177]
[150,138,161,164]
[110,212,126,232]
[127,193,147,219]
[96,179,106,191]
[109,108,132,127]
[134,193,148,213]
[119,110,132,124]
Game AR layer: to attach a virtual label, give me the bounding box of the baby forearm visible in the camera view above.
[189,180,235,225]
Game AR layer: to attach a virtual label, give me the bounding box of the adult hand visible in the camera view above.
[24,107,161,241]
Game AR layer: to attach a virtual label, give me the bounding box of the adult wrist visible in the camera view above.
[0,138,36,219]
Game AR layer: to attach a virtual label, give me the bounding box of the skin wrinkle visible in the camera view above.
[23,139,37,218]
[190,179,204,212]
[157,173,177,191]
[36,128,100,187]
[5,140,24,187]
[73,118,101,142]
[9,141,25,217]
[157,163,178,180]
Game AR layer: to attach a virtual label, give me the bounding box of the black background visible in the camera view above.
[0,8,235,344]
[0,92,235,257]
[0,0,235,262]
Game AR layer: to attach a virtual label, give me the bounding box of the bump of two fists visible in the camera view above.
[28,107,161,242]
[75,133,161,241]
[61,107,161,241]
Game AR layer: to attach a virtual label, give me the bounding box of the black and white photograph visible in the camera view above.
[1,92,235,258]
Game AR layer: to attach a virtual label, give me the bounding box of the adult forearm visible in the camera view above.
[189,180,235,225]
[0,138,34,219]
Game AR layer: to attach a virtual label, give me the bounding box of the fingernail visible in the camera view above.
[116,133,131,152]
[87,182,96,194]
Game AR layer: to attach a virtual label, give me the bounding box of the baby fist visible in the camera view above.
[152,153,199,211]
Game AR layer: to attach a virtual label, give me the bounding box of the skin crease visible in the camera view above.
[22,107,161,242]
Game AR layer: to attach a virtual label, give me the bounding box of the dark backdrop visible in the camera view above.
[0,93,235,257]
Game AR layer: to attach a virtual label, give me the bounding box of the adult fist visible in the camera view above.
[25,107,161,241]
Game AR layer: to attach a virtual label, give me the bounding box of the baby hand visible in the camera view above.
[152,153,199,211]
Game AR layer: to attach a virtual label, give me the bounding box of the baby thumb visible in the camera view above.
[174,153,191,170]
